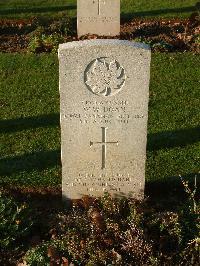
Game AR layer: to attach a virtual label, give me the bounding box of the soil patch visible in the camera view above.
[0,16,199,53]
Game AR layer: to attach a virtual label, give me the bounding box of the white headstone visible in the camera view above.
[59,40,151,200]
[77,0,120,37]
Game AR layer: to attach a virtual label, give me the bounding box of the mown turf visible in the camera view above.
[0,0,198,19]
[147,53,200,184]
[0,55,60,187]
[0,53,199,191]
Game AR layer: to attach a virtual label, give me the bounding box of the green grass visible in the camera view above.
[0,0,198,19]
[0,55,60,187]
[0,53,199,191]
[121,0,198,19]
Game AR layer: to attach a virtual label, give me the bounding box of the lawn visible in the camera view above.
[0,0,198,19]
[0,53,199,194]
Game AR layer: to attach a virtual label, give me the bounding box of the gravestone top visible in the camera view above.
[59,40,151,200]
[77,0,120,37]
[59,39,150,50]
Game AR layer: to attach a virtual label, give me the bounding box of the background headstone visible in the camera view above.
[59,40,151,200]
[77,0,120,37]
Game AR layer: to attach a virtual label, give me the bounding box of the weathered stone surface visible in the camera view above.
[77,0,120,37]
[59,40,151,200]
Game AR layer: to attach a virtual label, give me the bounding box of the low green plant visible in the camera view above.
[180,176,198,214]
[146,211,182,257]
[24,242,51,266]
[194,34,200,44]
[27,17,74,53]
[28,33,64,53]
[28,36,43,53]
[49,17,74,36]
[22,185,199,265]
[0,193,33,250]
[152,41,174,51]
[178,176,199,250]
[133,37,174,51]
[21,196,155,265]
[42,34,64,53]
[133,37,153,46]
[180,238,200,266]
[28,26,46,38]
[24,240,65,266]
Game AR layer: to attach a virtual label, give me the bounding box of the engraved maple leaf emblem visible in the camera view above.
[85,58,126,96]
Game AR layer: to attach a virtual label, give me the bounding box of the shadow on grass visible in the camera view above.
[147,126,200,151]
[1,184,62,209]
[0,4,198,18]
[0,5,76,16]
[0,114,199,204]
[145,173,199,205]
[1,173,198,209]
[1,114,199,150]
[121,5,197,20]
[0,113,59,134]
[0,150,61,175]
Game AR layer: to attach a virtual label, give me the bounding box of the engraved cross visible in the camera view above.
[90,127,119,169]
[93,0,106,15]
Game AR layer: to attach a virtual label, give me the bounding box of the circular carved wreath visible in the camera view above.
[84,57,126,97]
